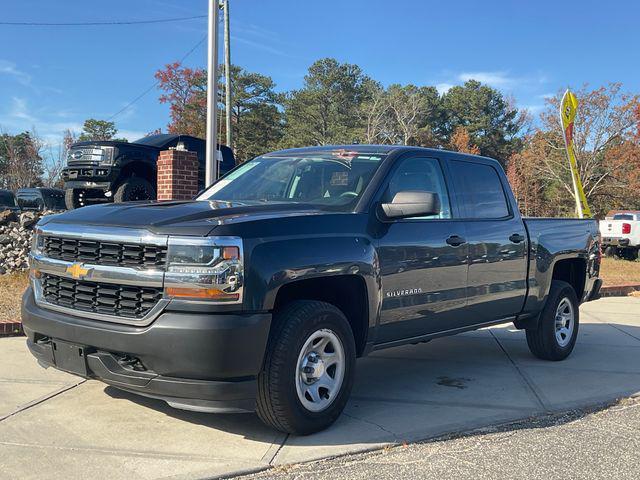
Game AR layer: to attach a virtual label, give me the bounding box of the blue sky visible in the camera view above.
[1,0,639,151]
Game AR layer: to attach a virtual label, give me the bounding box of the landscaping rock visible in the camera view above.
[0,210,55,274]
[0,209,17,226]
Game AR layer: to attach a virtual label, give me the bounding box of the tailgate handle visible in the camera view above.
[509,233,525,243]
[446,235,466,247]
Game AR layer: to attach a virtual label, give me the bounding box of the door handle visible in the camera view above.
[446,235,466,247]
[509,233,525,243]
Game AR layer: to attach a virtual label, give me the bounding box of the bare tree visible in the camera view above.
[536,84,639,208]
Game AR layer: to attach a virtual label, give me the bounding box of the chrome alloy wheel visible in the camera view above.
[555,297,575,347]
[295,328,345,412]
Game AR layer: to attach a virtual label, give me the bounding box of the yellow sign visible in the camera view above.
[560,89,591,218]
[66,263,90,280]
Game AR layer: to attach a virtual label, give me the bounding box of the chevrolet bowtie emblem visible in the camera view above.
[66,263,90,280]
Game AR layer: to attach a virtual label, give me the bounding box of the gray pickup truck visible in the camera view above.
[22,145,602,434]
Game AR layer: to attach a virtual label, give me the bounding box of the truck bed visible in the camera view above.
[521,217,600,314]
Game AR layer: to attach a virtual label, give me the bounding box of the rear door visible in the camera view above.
[448,159,528,323]
[375,154,469,343]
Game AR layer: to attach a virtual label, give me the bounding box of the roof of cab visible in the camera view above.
[263,144,502,166]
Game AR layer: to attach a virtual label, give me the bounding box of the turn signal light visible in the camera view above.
[165,287,240,301]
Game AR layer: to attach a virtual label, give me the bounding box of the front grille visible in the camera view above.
[67,148,104,166]
[41,273,163,319]
[43,237,167,269]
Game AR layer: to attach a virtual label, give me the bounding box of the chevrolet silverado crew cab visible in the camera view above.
[62,134,235,209]
[22,145,602,435]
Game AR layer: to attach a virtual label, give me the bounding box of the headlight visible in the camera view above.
[99,147,115,166]
[164,236,243,303]
[31,228,44,255]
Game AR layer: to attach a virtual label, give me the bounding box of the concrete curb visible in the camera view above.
[0,319,24,337]
[600,284,640,297]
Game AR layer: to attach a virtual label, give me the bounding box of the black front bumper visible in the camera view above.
[21,288,271,412]
[62,166,119,191]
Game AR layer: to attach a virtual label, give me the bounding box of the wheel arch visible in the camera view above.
[115,159,156,188]
[272,275,370,357]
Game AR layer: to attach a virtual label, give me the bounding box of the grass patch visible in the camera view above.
[599,257,640,285]
[0,271,29,321]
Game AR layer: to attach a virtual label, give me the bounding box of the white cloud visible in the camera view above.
[231,35,293,58]
[119,129,148,142]
[9,97,36,122]
[0,60,31,86]
[457,71,515,88]
[435,82,454,94]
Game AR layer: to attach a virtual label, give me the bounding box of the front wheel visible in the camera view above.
[256,301,356,435]
[113,177,155,203]
[526,280,579,361]
[64,188,86,209]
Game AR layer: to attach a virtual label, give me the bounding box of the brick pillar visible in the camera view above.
[157,148,199,201]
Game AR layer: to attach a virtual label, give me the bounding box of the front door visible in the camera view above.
[376,156,469,344]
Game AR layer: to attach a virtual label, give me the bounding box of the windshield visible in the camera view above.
[133,134,176,147]
[0,191,17,207]
[198,152,386,210]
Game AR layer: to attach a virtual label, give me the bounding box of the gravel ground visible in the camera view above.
[245,397,640,480]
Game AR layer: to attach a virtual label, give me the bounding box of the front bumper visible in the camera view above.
[21,287,271,412]
[62,166,119,191]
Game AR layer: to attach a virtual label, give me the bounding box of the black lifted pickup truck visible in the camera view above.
[62,134,235,209]
[23,145,602,434]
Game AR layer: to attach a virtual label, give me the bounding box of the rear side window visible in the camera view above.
[613,214,634,221]
[450,160,509,219]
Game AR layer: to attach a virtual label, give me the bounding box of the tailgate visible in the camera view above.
[599,220,626,238]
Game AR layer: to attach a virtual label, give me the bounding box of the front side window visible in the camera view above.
[198,151,386,211]
[385,157,452,219]
[450,161,510,219]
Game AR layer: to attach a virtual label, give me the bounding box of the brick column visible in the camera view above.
[157,148,199,201]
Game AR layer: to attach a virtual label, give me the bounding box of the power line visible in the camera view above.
[107,33,208,121]
[0,15,206,26]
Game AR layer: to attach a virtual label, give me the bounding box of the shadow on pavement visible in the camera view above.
[102,320,640,451]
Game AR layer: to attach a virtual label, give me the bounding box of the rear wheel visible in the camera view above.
[256,300,356,435]
[114,177,155,203]
[526,280,579,361]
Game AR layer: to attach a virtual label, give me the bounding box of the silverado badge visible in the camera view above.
[66,263,90,280]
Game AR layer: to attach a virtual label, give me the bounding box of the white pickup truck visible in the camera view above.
[600,211,640,260]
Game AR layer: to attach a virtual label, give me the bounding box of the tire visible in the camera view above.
[256,300,356,435]
[113,177,155,203]
[622,248,639,261]
[603,246,616,258]
[65,189,85,210]
[526,280,579,361]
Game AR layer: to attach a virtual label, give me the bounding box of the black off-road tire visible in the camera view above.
[256,300,356,435]
[113,177,155,203]
[526,280,579,361]
[65,188,84,210]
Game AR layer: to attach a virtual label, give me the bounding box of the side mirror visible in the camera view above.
[379,190,441,220]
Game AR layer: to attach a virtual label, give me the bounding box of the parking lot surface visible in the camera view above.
[1,296,639,479]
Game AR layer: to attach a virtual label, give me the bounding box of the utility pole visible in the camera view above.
[223,0,232,149]
[205,0,220,186]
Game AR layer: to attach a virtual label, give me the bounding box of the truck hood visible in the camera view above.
[40,200,328,236]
